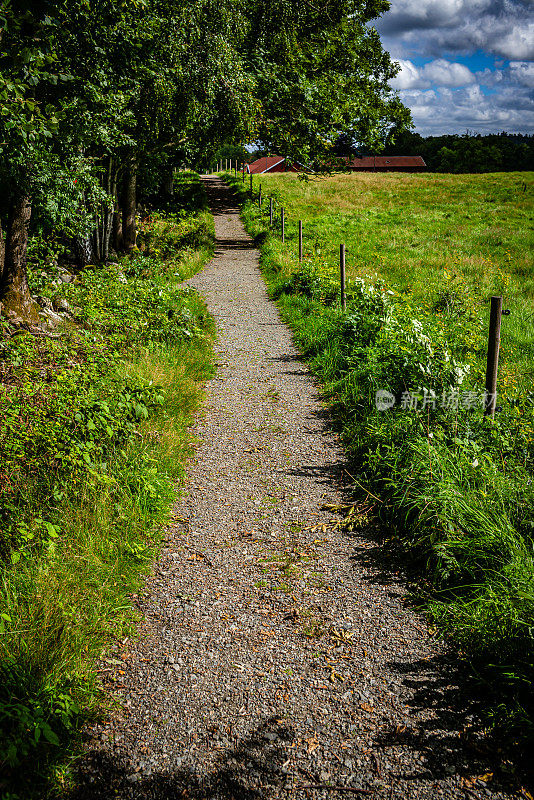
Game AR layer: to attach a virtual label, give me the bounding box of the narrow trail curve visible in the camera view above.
[71,178,519,800]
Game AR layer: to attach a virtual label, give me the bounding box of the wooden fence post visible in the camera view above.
[298,220,303,262]
[484,295,503,418]
[281,207,285,243]
[269,197,273,226]
[340,243,346,310]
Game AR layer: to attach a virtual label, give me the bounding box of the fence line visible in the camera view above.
[238,172,506,416]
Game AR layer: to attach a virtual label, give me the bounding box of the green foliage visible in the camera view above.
[385,129,534,173]
[0,0,410,223]
[231,172,534,746]
[246,0,410,159]
[0,177,215,793]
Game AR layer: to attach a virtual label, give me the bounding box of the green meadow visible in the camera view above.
[251,171,533,394]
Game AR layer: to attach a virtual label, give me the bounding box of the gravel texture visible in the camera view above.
[70,178,525,800]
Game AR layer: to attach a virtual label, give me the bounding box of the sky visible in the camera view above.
[373,0,534,137]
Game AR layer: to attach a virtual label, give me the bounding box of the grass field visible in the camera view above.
[228,169,534,750]
[249,171,533,394]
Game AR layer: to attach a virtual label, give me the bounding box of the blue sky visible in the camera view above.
[373,0,534,136]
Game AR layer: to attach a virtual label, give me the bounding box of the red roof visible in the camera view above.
[246,155,312,174]
[246,156,286,174]
[346,155,426,170]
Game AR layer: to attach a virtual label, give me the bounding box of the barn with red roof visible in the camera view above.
[344,155,426,172]
[246,155,312,174]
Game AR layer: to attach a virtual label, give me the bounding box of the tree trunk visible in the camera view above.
[73,234,93,268]
[1,195,40,323]
[72,190,94,268]
[122,155,137,253]
[92,209,101,262]
[0,223,5,287]
[113,194,123,252]
[163,167,175,196]
[102,159,115,260]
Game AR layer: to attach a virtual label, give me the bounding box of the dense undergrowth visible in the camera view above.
[0,173,215,795]
[227,173,534,749]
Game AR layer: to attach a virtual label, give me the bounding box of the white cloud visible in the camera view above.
[476,68,504,86]
[396,82,534,135]
[390,59,426,89]
[391,59,477,90]
[423,59,477,86]
[378,0,492,34]
[378,0,534,134]
[399,89,440,121]
[509,61,534,86]
[498,22,534,60]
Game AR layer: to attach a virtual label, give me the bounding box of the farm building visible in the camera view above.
[343,155,427,172]
[246,155,312,174]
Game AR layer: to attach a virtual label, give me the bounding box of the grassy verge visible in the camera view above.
[0,173,214,796]
[226,171,534,750]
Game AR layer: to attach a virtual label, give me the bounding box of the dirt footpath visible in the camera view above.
[70,178,522,800]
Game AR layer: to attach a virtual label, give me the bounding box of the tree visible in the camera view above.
[0,4,66,321]
[0,0,412,323]
[244,0,410,161]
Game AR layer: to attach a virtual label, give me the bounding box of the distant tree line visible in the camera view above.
[384,130,534,173]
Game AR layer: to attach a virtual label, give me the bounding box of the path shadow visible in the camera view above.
[67,717,296,800]
[283,461,348,493]
[201,177,240,215]
[265,353,309,375]
[345,528,531,792]
[214,238,256,253]
[374,653,529,794]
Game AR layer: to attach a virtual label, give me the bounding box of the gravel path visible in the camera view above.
[71,178,523,800]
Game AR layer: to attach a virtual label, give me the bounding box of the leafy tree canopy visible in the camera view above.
[0,0,410,318]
